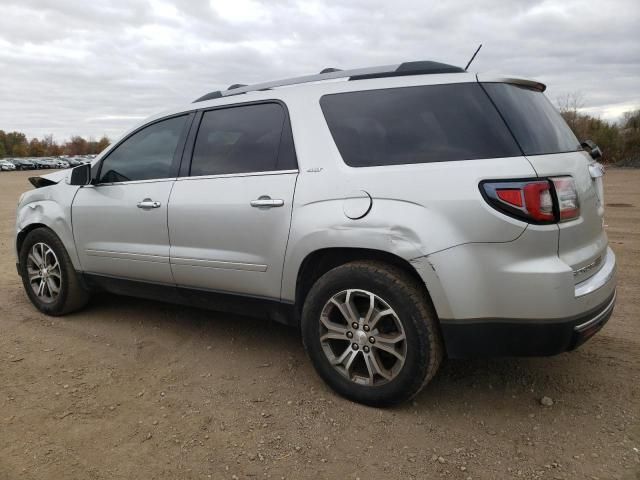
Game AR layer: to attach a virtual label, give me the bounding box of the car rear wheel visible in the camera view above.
[301,261,443,406]
[19,227,89,316]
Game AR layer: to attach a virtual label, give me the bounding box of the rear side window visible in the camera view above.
[190,102,297,176]
[98,115,187,183]
[320,83,521,167]
[483,83,581,156]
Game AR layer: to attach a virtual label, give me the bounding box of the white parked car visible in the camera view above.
[0,159,17,171]
[14,61,616,405]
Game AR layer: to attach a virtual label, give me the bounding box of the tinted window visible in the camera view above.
[191,103,296,176]
[483,83,581,155]
[99,115,187,183]
[320,83,521,167]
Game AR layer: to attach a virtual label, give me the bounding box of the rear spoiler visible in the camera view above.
[476,74,546,92]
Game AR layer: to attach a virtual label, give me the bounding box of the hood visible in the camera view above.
[29,169,69,189]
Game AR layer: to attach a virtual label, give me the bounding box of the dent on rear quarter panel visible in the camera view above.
[277,87,535,303]
[16,183,82,270]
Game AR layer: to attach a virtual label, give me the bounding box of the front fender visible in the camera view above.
[16,184,81,270]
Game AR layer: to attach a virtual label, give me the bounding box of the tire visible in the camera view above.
[301,261,443,407]
[19,227,89,316]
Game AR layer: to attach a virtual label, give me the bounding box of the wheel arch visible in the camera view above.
[293,247,435,316]
[16,199,82,271]
[16,222,49,255]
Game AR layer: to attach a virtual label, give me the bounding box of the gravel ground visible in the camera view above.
[0,168,638,480]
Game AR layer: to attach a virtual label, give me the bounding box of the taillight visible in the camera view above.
[481,177,579,224]
[551,176,580,221]
[522,181,555,222]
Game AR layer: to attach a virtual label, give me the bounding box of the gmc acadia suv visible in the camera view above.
[15,61,616,406]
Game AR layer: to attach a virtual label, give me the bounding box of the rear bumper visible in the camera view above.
[410,225,617,358]
[441,290,616,358]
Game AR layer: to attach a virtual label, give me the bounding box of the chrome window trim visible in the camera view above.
[175,169,298,182]
[85,177,177,187]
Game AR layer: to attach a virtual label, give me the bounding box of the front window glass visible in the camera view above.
[98,115,187,183]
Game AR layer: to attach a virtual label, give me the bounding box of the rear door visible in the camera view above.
[168,102,298,300]
[483,83,607,282]
[72,114,191,283]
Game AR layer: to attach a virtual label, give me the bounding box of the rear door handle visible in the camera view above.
[250,196,285,208]
[137,199,161,209]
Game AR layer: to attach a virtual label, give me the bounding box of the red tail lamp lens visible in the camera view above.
[523,181,555,222]
[496,189,523,207]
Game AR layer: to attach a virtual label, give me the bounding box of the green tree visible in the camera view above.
[0,130,6,158]
[28,138,46,157]
[5,131,28,157]
[64,136,88,156]
[97,135,110,153]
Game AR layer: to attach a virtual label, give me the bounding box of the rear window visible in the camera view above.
[320,83,521,167]
[190,102,297,177]
[482,83,581,156]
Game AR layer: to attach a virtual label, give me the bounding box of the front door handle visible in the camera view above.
[250,196,285,208]
[137,199,161,209]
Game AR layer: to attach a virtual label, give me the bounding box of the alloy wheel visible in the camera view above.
[26,242,62,303]
[319,289,407,386]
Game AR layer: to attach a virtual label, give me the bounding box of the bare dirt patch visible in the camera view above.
[1,169,639,479]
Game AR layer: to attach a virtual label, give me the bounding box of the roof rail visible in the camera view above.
[193,60,464,103]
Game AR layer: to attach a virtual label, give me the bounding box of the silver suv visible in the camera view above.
[15,61,616,406]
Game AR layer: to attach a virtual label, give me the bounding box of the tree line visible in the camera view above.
[0,130,110,158]
[557,95,640,165]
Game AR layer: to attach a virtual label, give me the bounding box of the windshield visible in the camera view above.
[482,83,581,156]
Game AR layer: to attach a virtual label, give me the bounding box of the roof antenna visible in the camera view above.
[464,44,482,71]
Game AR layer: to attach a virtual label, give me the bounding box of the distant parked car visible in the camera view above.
[33,158,54,169]
[10,158,37,170]
[37,158,68,169]
[65,158,83,167]
[0,159,17,171]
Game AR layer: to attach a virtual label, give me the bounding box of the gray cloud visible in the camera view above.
[0,0,638,141]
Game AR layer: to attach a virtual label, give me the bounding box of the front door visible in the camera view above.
[72,114,191,284]
[168,102,298,300]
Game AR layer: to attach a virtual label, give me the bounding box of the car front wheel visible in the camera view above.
[301,261,443,406]
[19,227,89,316]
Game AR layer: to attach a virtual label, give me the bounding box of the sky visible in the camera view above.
[0,0,638,142]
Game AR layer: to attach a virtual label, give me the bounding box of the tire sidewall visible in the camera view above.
[19,228,72,315]
[301,264,433,406]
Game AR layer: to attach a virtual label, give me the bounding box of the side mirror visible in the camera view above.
[581,140,602,160]
[68,163,92,186]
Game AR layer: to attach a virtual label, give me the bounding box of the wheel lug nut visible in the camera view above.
[369,336,375,344]
[363,325,370,332]
[352,343,359,351]
[352,322,358,329]
[346,331,353,339]
[363,346,370,353]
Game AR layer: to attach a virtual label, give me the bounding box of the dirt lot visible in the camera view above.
[0,169,638,480]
